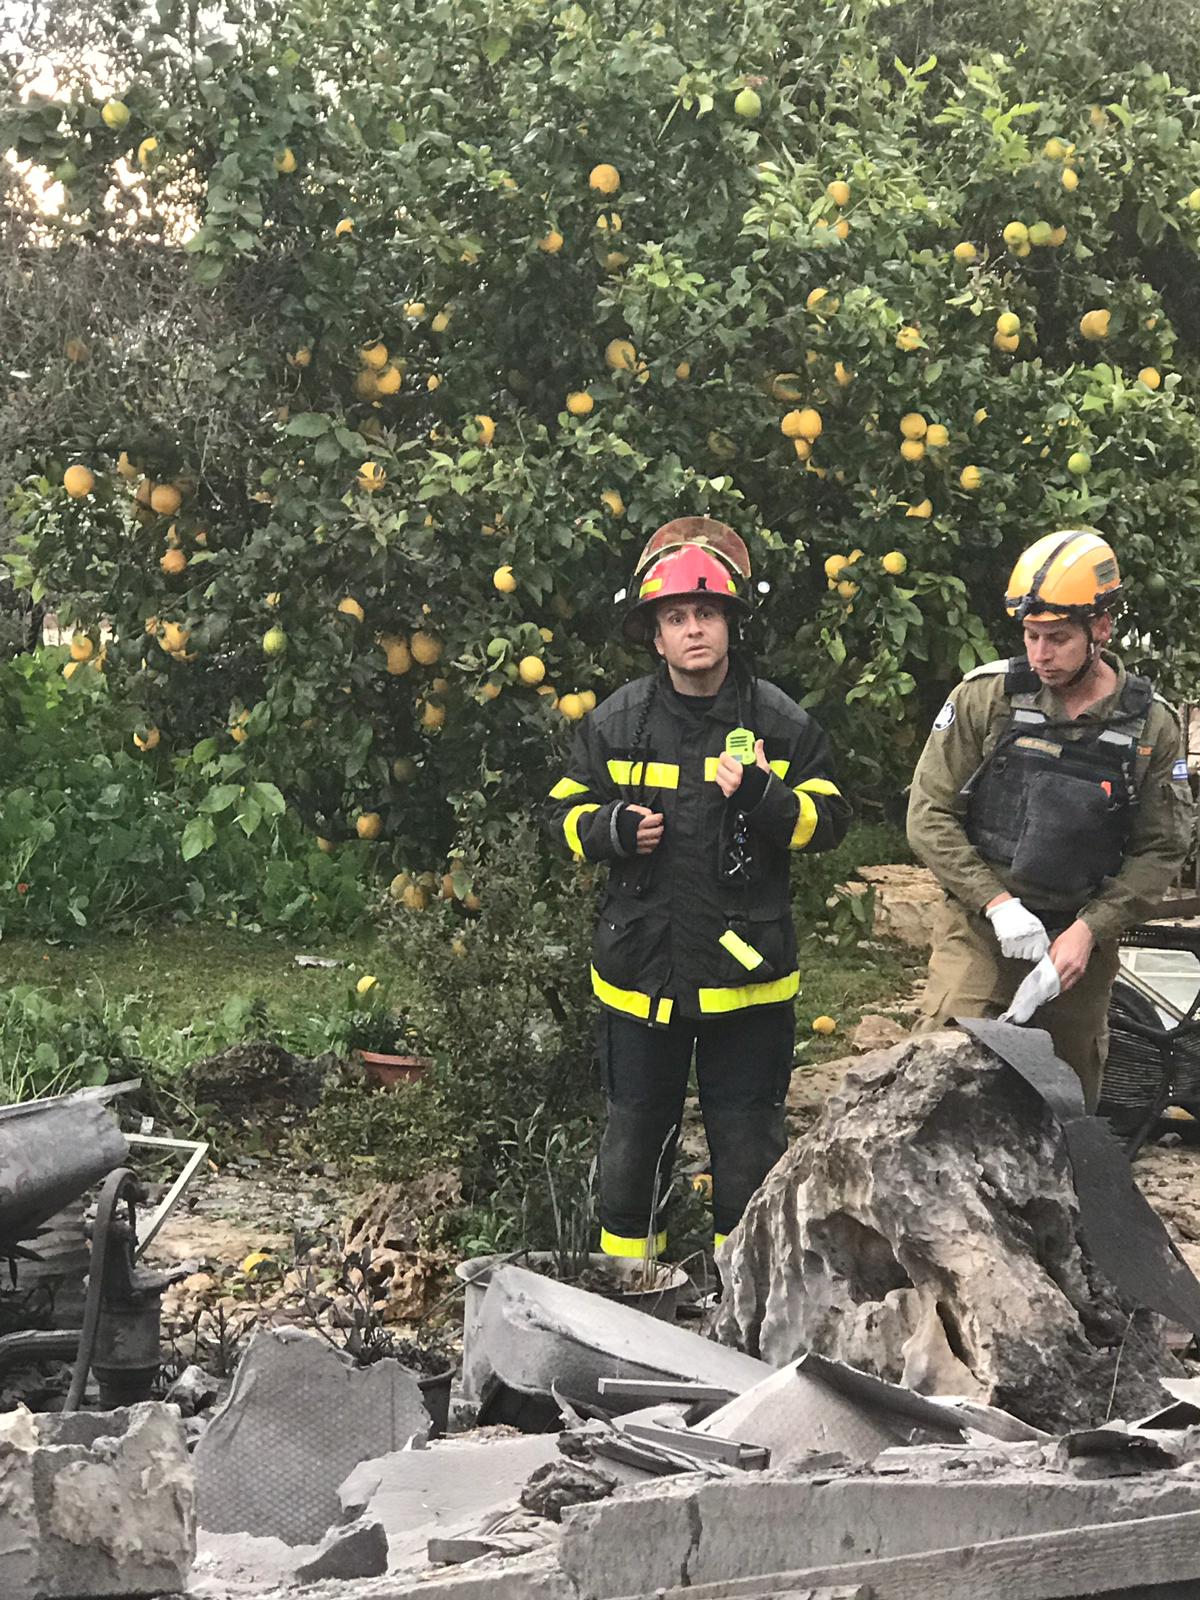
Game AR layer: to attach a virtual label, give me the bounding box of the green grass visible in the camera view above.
[795,936,923,1060]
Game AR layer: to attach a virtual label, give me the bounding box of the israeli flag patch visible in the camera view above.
[1173,759,1190,782]
[932,702,956,732]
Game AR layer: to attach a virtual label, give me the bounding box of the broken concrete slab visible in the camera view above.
[715,1030,1182,1432]
[194,1326,429,1546]
[478,1263,771,1415]
[339,1432,562,1573]
[294,1515,389,1583]
[1,1402,193,1599]
[557,1466,1200,1600]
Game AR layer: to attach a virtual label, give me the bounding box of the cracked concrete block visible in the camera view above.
[294,1515,389,1582]
[339,1432,561,1572]
[368,1547,578,1598]
[715,1031,1182,1432]
[558,1467,1200,1599]
[194,1326,429,1546]
[479,1264,771,1413]
[0,1402,194,1599]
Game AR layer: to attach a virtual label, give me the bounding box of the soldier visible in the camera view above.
[547,519,850,1257]
[907,528,1194,1109]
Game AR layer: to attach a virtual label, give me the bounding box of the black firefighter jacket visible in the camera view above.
[546,668,851,1024]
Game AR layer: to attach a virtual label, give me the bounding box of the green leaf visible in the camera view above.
[181,815,216,860]
[285,412,332,438]
[199,783,242,813]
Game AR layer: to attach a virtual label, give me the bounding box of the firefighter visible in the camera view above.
[907,528,1194,1109]
[546,518,851,1257]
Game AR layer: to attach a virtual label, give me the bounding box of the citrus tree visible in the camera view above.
[4,0,1200,884]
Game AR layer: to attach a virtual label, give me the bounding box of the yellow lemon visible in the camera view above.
[160,621,189,653]
[1061,167,1079,192]
[566,390,594,416]
[337,596,365,622]
[62,661,81,680]
[1028,220,1054,246]
[781,407,821,441]
[882,551,908,575]
[431,310,452,333]
[266,591,281,607]
[1079,308,1111,340]
[604,250,628,271]
[160,548,187,575]
[993,331,1020,353]
[589,163,621,194]
[421,700,446,731]
[833,218,850,241]
[427,374,442,391]
[480,681,502,701]
[996,311,1020,337]
[836,579,858,600]
[959,465,983,491]
[474,414,496,445]
[262,626,288,657]
[833,360,853,388]
[1002,221,1029,248]
[410,631,442,666]
[493,565,517,593]
[405,301,426,318]
[600,489,625,517]
[70,633,94,662]
[375,366,402,395]
[116,451,138,481]
[538,229,564,253]
[605,337,638,371]
[360,342,388,369]
[579,690,597,713]
[973,407,988,425]
[402,883,430,911]
[64,464,95,498]
[100,99,130,130]
[1043,136,1068,159]
[133,726,160,751]
[1138,367,1162,390]
[806,286,829,311]
[899,412,927,440]
[924,423,949,448]
[274,146,296,173]
[354,370,379,400]
[518,654,546,685]
[793,438,811,462]
[906,499,933,519]
[559,693,585,721]
[1067,450,1092,476]
[811,1015,837,1035]
[1050,225,1068,246]
[356,974,377,994]
[241,1250,274,1275]
[317,837,336,854]
[899,439,925,462]
[384,639,412,676]
[334,217,354,237]
[896,325,921,351]
[137,136,158,166]
[733,86,762,119]
[826,179,850,206]
[356,812,383,841]
[358,461,386,492]
[953,241,977,263]
[675,360,691,380]
[824,554,849,580]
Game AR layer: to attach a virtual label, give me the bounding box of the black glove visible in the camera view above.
[734,763,769,813]
[613,803,642,858]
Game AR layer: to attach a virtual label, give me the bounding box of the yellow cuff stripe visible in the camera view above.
[549,777,589,800]
[718,929,765,971]
[607,759,679,788]
[564,803,600,857]
[790,791,819,848]
[797,777,841,797]
[697,970,800,1014]
[601,1228,667,1259]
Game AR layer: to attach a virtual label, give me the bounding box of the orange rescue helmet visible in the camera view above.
[1004,528,1122,623]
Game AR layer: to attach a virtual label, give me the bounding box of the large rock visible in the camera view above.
[714,1030,1180,1432]
[0,1403,194,1598]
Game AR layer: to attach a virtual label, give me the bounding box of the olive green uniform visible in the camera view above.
[907,653,1194,1108]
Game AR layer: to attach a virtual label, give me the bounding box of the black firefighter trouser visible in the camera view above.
[596,1006,794,1253]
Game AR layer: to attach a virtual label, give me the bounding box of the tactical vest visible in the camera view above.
[960,658,1154,904]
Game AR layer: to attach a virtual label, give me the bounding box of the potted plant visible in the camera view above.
[337,977,434,1089]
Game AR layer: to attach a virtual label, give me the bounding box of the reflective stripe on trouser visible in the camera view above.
[600,1227,667,1259]
[596,1007,793,1241]
[915,894,1120,1113]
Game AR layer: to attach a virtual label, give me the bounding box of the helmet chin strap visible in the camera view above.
[1063,620,1101,688]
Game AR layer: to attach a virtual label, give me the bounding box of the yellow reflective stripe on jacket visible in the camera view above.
[590,966,673,1025]
[713,1233,728,1249]
[607,759,680,789]
[697,970,800,1014]
[718,929,765,971]
[703,757,791,782]
[564,803,600,857]
[790,776,843,849]
[600,1227,667,1259]
[549,776,589,800]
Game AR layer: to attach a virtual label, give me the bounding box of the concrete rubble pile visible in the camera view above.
[12,1023,1200,1600]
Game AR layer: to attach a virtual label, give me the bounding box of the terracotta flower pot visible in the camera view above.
[355,1049,433,1089]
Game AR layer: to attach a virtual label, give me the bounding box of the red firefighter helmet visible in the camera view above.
[623,541,751,641]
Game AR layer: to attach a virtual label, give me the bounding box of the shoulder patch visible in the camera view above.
[1173,759,1191,783]
[963,657,1010,682]
[932,701,956,731]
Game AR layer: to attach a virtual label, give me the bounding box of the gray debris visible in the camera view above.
[165,1364,222,1417]
[520,1458,619,1522]
[0,1402,194,1599]
[715,1029,1184,1431]
[194,1327,429,1545]
[294,1516,389,1583]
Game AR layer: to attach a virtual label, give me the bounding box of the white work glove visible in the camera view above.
[985,897,1051,963]
[1000,954,1062,1025]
